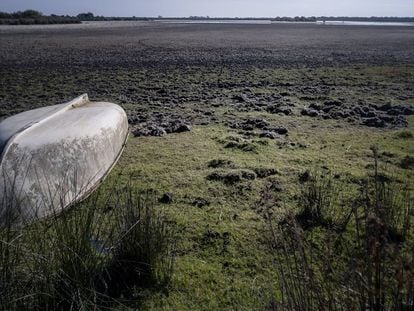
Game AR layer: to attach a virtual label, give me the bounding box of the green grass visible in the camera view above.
[103,112,413,309]
[0,183,176,310]
[268,151,414,309]
[1,64,414,309]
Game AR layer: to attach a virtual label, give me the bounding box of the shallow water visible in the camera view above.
[316,20,414,27]
[160,19,414,26]
[160,19,272,24]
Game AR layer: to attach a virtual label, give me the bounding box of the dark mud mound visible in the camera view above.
[300,101,414,128]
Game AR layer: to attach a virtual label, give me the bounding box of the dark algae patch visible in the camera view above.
[1,21,414,310]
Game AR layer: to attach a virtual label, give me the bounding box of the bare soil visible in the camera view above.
[1,21,413,130]
[1,21,414,70]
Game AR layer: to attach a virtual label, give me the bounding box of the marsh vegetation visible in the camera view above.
[0,21,413,309]
[0,181,175,309]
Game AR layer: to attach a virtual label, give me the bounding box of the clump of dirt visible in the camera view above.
[192,198,210,208]
[252,167,279,178]
[207,159,236,169]
[206,169,257,185]
[218,136,258,152]
[400,155,414,169]
[229,118,288,137]
[300,101,413,128]
[130,113,192,137]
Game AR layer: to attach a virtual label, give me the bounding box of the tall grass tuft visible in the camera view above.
[27,195,110,309]
[0,220,24,309]
[267,147,414,310]
[296,170,352,231]
[101,187,176,299]
[0,178,176,310]
[349,146,414,310]
[268,214,350,310]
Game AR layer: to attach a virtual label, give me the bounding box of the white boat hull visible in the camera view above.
[0,94,129,222]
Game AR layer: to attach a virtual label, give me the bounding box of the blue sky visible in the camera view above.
[1,0,413,17]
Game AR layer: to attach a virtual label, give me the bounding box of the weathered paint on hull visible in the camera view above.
[0,94,129,222]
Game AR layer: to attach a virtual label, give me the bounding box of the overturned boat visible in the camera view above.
[0,94,129,223]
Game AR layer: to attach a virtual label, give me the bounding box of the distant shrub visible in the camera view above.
[0,12,12,19]
[20,10,42,19]
[77,12,95,20]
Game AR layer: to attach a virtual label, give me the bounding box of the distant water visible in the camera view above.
[316,20,414,27]
[160,19,272,24]
[159,19,414,26]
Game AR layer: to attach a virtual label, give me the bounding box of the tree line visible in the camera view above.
[0,10,80,25]
[1,10,413,25]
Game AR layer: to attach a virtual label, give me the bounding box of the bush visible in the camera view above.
[0,12,11,19]
[77,12,95,20]
[20,10,42,19]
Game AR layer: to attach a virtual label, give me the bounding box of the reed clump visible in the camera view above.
[267,147,414,310]
[0,181,175,310]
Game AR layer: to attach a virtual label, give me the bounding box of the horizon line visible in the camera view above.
[1,10,414,19]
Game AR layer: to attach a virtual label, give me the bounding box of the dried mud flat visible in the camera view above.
[1,21,414,70]
[0,21,414,130]
[0,22,414,127]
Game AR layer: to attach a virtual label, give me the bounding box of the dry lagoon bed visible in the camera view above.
[1,21,414,309]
